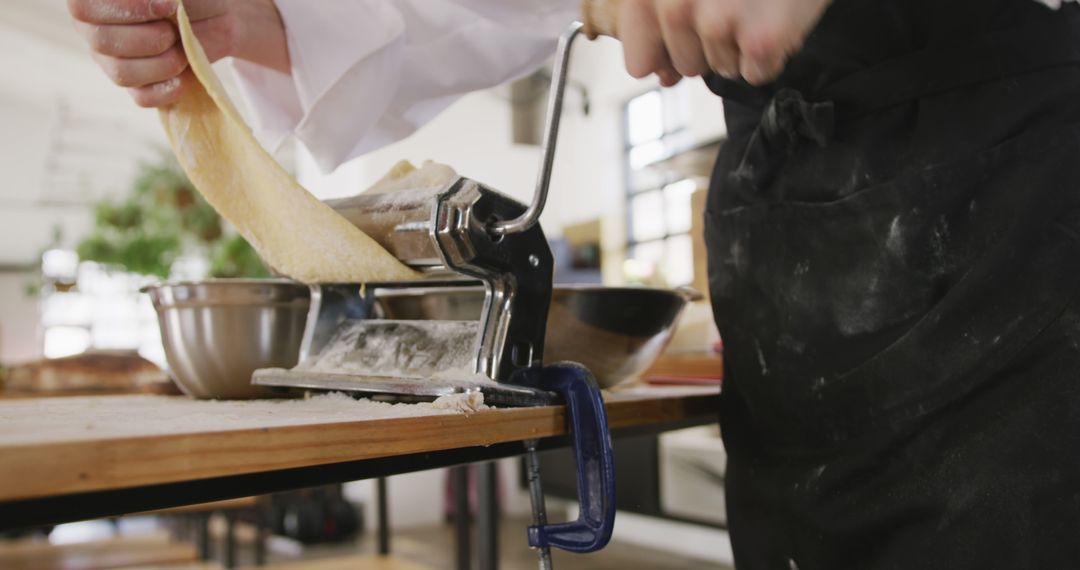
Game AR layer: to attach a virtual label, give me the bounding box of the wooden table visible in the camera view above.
[0,388,718,566]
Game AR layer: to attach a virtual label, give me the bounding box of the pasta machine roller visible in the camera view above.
[252,23,614,567]
[251,170,559,406]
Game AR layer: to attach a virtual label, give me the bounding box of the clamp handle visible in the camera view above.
[581,0,621,39]
[514,363,616,553]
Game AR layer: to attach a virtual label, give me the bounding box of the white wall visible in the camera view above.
[0,272,42,364]
[0,3,168,265]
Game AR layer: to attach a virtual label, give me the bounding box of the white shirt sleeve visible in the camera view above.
[229,0,579,172]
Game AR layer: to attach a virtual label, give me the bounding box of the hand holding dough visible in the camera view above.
[158,5,419,283]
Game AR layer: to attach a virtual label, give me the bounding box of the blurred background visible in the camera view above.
[0,1,729,568]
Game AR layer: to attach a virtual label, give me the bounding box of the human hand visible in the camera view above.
[585,0,833,86]
[68,0,290,107]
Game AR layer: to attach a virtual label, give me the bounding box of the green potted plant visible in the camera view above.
[77,153,269,279]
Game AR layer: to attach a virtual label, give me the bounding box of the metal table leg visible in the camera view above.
[254,500,268,566]
[376,477,390,555]
[451,466,471,570]
[195,512,211,561]
[224,511,237,568]
[477,462,499,570]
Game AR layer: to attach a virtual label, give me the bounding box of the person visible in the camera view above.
[67,0,1080,567]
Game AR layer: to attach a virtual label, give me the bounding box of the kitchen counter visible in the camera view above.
[0,387,718,531]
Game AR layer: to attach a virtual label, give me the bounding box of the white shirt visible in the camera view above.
[232,0,1072,172]
[231,0,579,172]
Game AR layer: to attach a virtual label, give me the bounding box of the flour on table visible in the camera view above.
[0,392,488,446]
[432,391,487,413]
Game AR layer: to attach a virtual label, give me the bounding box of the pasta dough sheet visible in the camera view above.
[159,6,420,283]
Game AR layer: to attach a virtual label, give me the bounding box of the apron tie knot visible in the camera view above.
[764,88,835,147]
[731,88,835,199]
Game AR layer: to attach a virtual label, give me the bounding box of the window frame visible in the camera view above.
[622,87,696,286]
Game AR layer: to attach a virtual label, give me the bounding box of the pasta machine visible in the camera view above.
[252,23,614,566]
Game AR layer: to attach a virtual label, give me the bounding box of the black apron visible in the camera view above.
[704,1,1080,568]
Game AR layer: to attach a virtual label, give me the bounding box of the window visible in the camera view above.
[624,86,697,287]
[40,251,164,365]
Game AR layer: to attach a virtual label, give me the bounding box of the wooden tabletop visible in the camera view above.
[0,387,718,503]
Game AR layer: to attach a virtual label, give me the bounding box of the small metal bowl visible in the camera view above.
[143,280,310,399]
[375,285,696,388]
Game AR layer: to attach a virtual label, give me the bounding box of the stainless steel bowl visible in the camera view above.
[144,280,310,399]
[375,285,695,388]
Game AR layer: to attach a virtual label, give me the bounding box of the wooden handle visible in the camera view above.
[581,0,620,39]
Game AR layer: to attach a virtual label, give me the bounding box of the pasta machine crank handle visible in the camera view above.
[490,22,584,236]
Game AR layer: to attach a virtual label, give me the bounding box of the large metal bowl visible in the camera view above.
[144,280,310,399]
[375,285,695,388]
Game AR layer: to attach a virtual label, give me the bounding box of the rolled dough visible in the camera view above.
[159,6,420,283]
[364,159,459,195]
